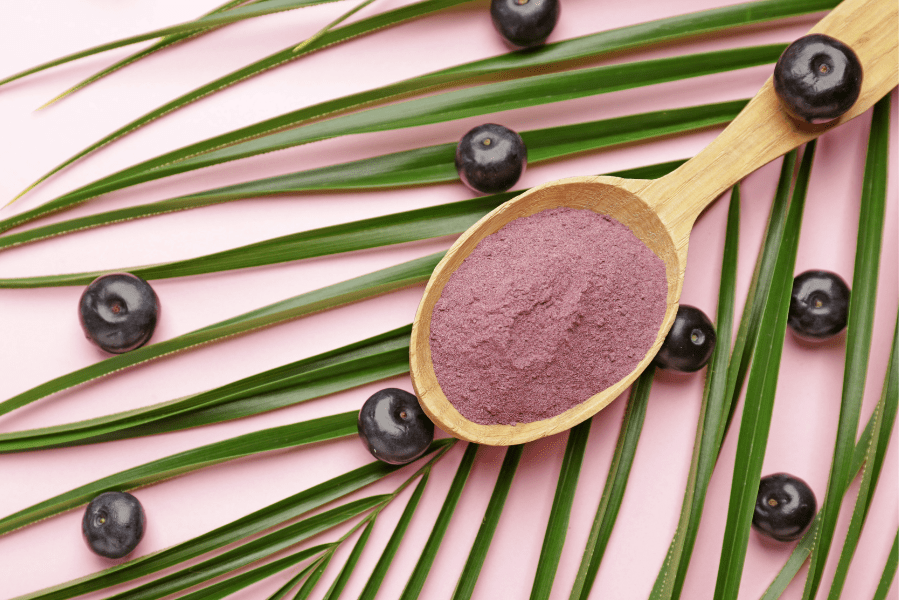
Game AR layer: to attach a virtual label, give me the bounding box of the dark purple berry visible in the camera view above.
[773,33,862,124]
[654,305,717,372]
[753,473,816,542]
[788,270,850,341]
[358,388,434,465]
[490,0,560,49]
[82,491,146,559]
[455,124,527,195]
[79,273,160,354]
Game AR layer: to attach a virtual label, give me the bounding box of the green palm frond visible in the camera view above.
[0,43,783,233]
[0,99,731,252]
[9,0,476,202]
[3,0,836,207]
[452,444,523,600]
[1,2,896,599]
[0,0,346,89]
[873,532,900,600]
[0,253,442,418]
[648,182,741,600]
[9,440,454,600]
[802,91,894,600]
[38,0,267,108]
[571,366,655,599]
[0,411,361,535]
[714,141,816,600]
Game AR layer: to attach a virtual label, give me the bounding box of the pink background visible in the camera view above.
[0,1,896,599]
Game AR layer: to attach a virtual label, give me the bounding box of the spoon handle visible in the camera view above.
[643,0,897,239]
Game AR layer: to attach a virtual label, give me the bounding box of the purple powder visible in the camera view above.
[429,207,667,425]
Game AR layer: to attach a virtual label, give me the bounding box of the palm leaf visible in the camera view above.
[569,364,655,600]
[801,93,893,600]
[0,252,442,418]
[759,513,822,600]
[713,141,815,600]
[319,518,375,600]
[0,98,732,252]
[291,0,380,53]
[826,316,898,599]
[399,442,478,600]
[267,555,325,600]
[759,319,896,599]
[0,0,346,89]
[267,487,400,600]
[10,440,454,600]
[39,0,266,108]
[873,531,900,600]
[0,156,684,251]
[358,470,432,600]
[166,545,332,600]
[5,0,837,209]
[0,411,359,536]
[0,325,412,452]
[0,101,737,283]
[9,0,476,202]
[652,151,800,600]
[0,43,784,234]
[451,444,524,600]
[292,551,334,600]
[719,150,798,442]
[100,498,379,600]
[56,47,786,173]
[648,184,740,600]
[531,419,592,600]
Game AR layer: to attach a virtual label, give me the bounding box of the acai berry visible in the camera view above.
[358,388,434,465]
[490,0,560,49]
[787,270,850,341]
[455,123,527,195]
[79,273,160,354]
[752,473,817,542]
[82,491,146,559]
[773,33,862,124]
[654,305,717,372]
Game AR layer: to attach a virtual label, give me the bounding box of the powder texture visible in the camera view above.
[429,207,667,425]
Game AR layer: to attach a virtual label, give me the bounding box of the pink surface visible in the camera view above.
[0,1,897,599]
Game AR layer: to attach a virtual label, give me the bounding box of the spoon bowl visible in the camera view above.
[410,0,898,446]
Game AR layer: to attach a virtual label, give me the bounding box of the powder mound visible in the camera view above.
[429,207,667,426]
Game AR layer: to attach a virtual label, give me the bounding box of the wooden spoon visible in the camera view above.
[410,0,898,446]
